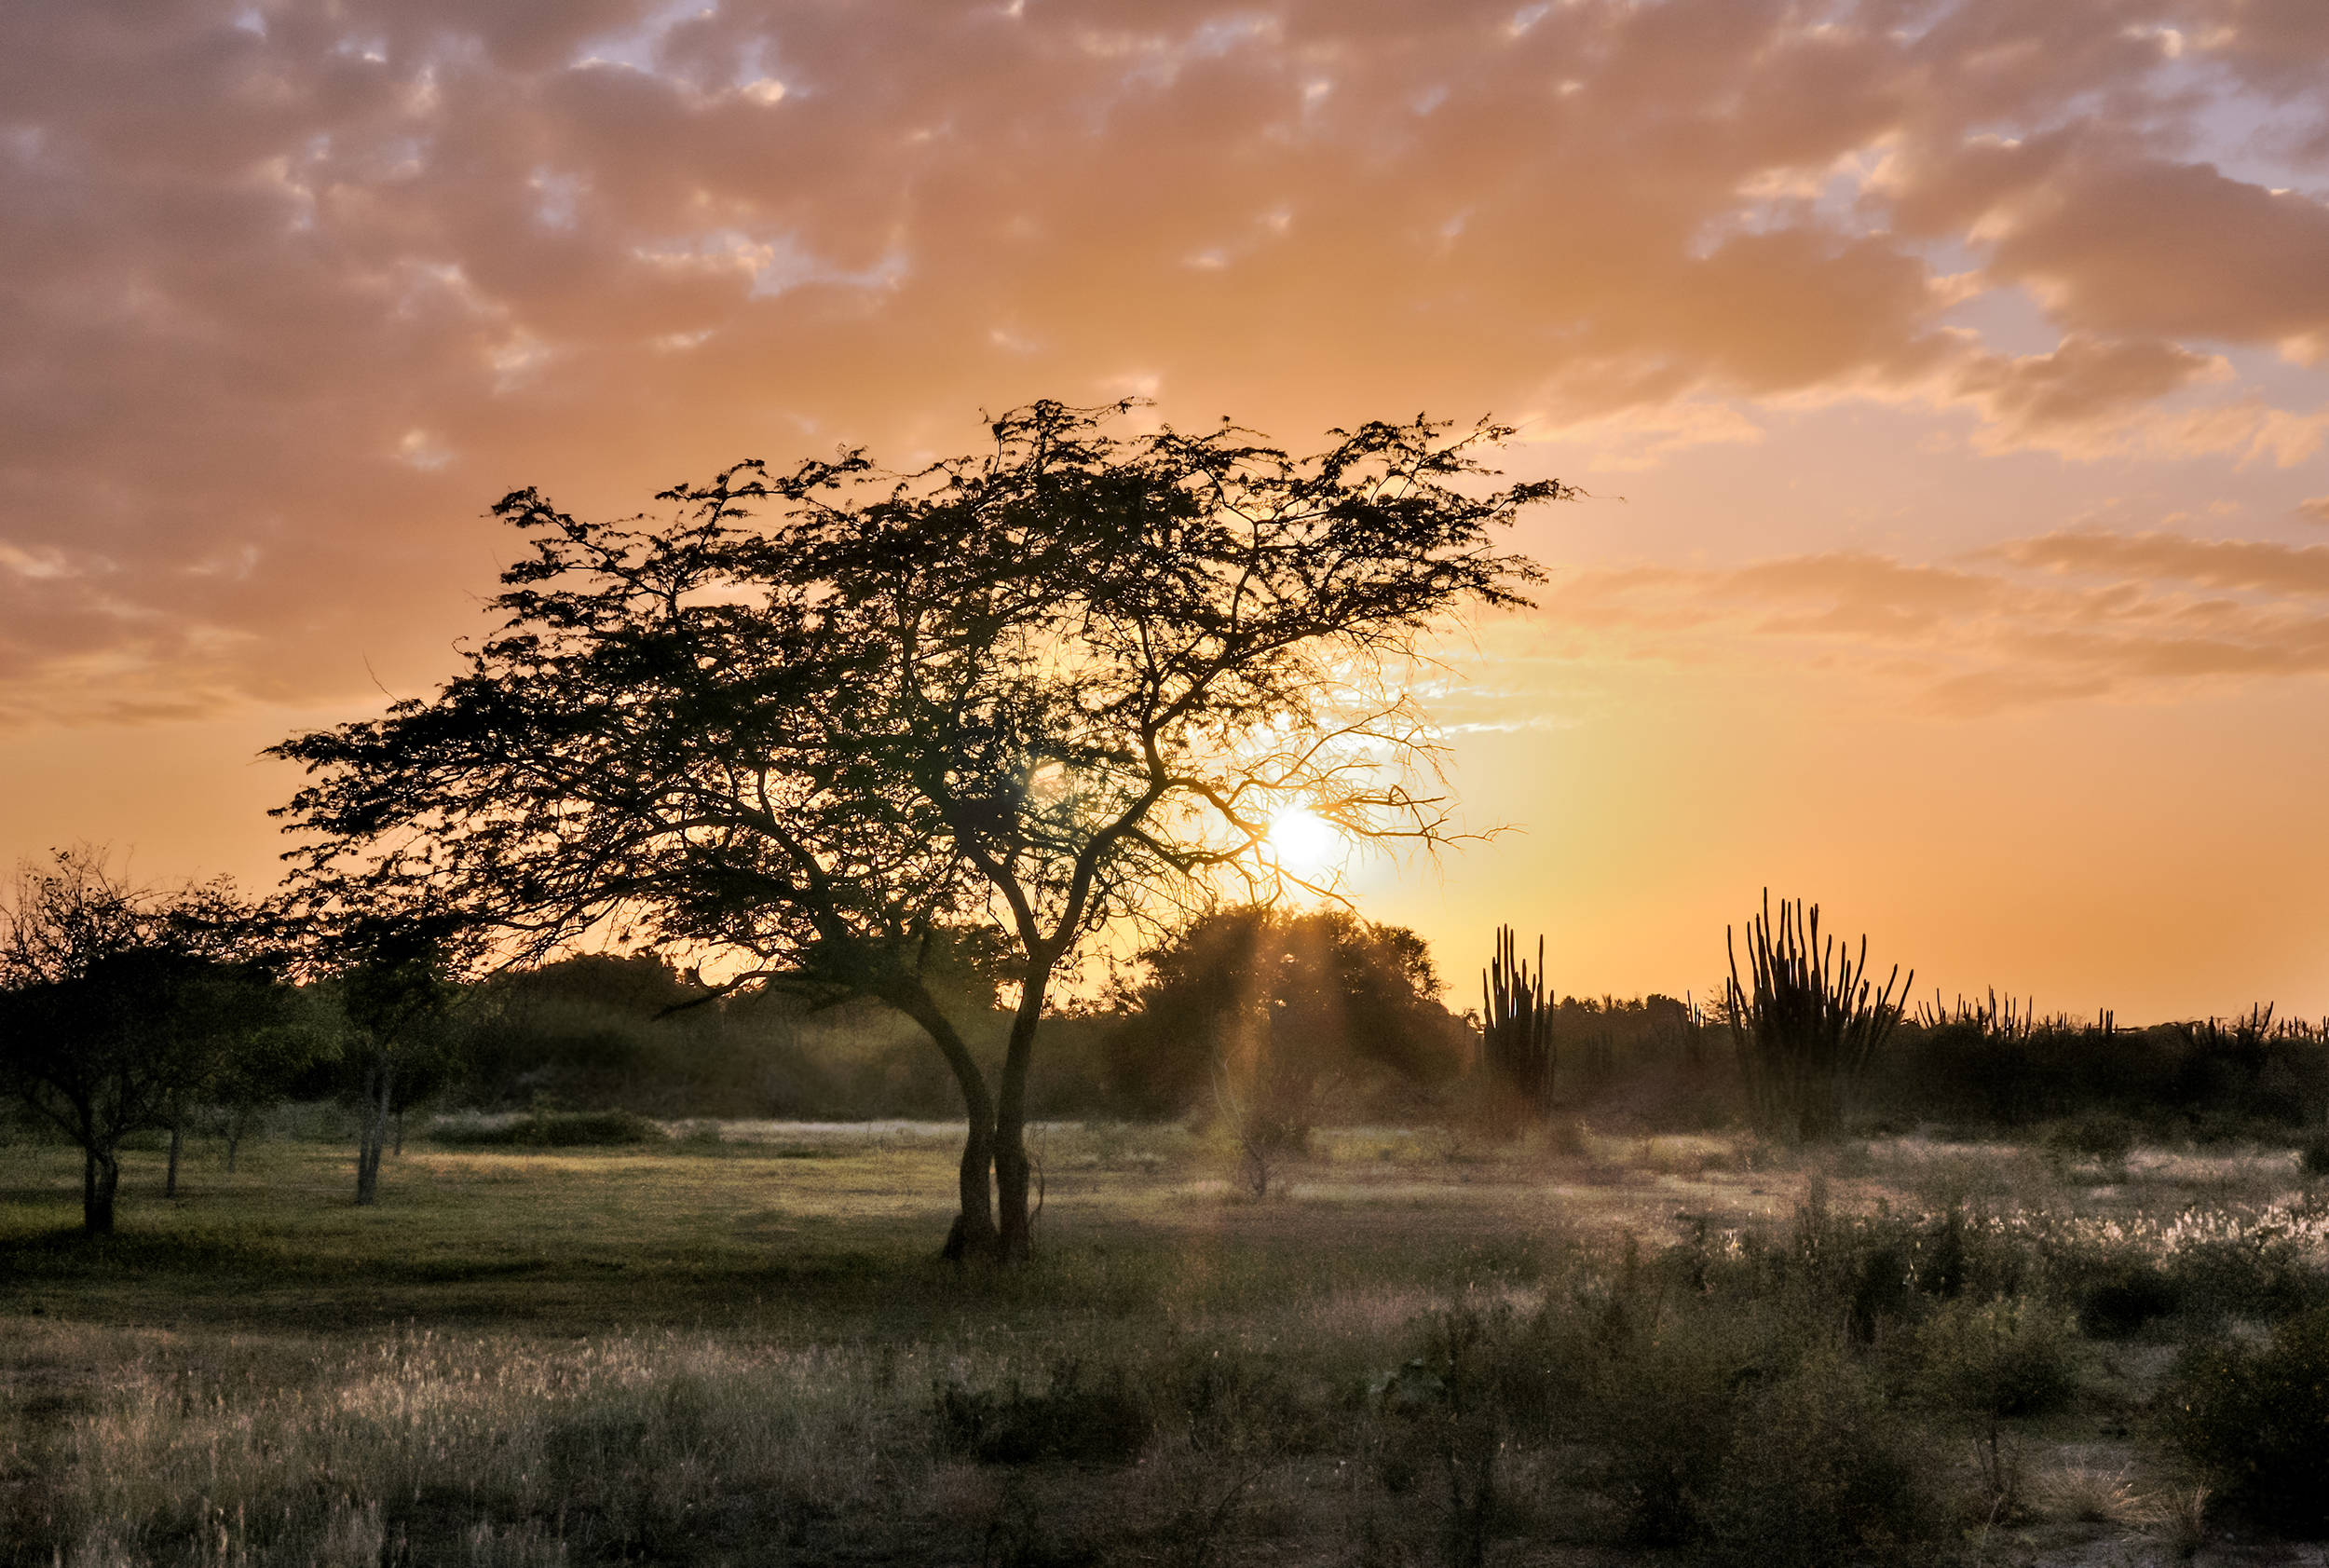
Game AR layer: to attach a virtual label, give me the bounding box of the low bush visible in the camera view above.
[2046,1110,2136,1168]
[2075,1264,2181,1338]
[1912,1295,2078,1416]
[1155,1340,1326,1454]
[429,1110,669,1148]
[1592,1329,1745,1546]
[2163,1304,2329,1534]
[1700,1350,1941,1567]
[2300,1130,2329,1177]
[2162,1230,2329,1325]
[934,1357,1152,1465]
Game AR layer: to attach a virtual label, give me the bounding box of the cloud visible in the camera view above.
[1952,335,2229,452]
[4,0,2329,721]
[1541,526,2329,716]
[1992,529,2329,594]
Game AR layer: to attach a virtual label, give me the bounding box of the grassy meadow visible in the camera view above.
[6,1117,2329,1565]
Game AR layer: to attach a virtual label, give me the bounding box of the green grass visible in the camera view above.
[6,1120,2329,1564]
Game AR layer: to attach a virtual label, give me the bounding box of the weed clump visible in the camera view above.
[2046,1109,2137,1170]
[2075,1263,2180,1338]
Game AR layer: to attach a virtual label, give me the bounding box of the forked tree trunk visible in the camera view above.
[891,984,1001,1261]
[995,1136,1032,1261]
[83,1146,119,1236]
[992,974,1052,1263]
[942,1116,999,1261]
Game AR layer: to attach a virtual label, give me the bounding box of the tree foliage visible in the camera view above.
[1106,906,1473,1133]
[271,400,1571,1258]
[327,924,464,1206]
[0,848,293,1234]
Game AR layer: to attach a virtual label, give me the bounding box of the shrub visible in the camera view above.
[1595,1339,1740,1546]
[1700,1351,1941,1567]
[429,1110,668,1148]
[1156,1341,1324,1454]
[2163,1305,2329,1534]
[2300,1130,2329,1177]
[2046,1110,2136,1168]
[934,1358,1151,1465]
[1913,1296,2077,1416]
[2075,1265,2180,1338]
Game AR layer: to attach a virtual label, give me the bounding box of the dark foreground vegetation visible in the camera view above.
[7,1122,2329,1565]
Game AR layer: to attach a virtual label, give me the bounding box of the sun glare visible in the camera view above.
[1267,807,1346,884]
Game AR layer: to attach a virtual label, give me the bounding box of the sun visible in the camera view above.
[1266,807,1347,884]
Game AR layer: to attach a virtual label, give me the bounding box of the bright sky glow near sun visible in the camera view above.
[1268,809,1349,889]
[5,0,2329,1020]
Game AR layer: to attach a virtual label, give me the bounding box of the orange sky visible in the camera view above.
[4,0,2327,1020]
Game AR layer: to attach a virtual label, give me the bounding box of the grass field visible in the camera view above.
[5,1118,2326,1565]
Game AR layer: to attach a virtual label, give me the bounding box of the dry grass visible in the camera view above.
[6,1117,2327,1564]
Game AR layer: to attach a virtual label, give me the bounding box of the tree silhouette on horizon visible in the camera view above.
[270,399,1574,1261]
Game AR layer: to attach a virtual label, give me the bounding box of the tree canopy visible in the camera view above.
[0,848,293,1234]
[270,400,1573,1258]
[1106,905,1475,1131]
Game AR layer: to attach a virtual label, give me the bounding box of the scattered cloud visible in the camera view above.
[1540,527,2329,716]
[3,0,2329,719]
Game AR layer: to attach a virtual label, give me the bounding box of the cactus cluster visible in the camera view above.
[1724,891,1911,1141]
[1481,925,1555,1121]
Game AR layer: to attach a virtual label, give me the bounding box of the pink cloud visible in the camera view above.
[1539,526,2329,716]
[2,0,2327,723]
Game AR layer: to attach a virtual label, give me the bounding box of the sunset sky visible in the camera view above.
[5,0,2328,1021]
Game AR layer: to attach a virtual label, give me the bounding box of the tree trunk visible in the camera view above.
[225,1125,240,1176]
[941,1116,999,1262]
[355,1053,394,1207]
[992,975,1051,1263]
[889,982,1001,1261]
[83,1146,119,1236]
[394,1107,405,1157]
[163,1115,183,1199]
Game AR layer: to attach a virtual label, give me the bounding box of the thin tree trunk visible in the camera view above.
[84,1146,119,1236]
[888,983,1001,1261]
[355,1054,394,1207]
[993,976,1052,1263]
[164,1115,183,1199]
[943,1117,999,1261]
[393,1107,404,1157]
[225,1126,240,1176]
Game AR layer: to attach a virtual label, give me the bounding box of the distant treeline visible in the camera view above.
[12,925,2324,1141]
[400,952,2329,1142]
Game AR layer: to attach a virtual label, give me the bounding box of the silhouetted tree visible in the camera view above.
[0,849,288,1234]
[270,401,1571,1260]
[200,979,343,1173]
[1108,907,1472,1148]
[328,926,463,1207]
